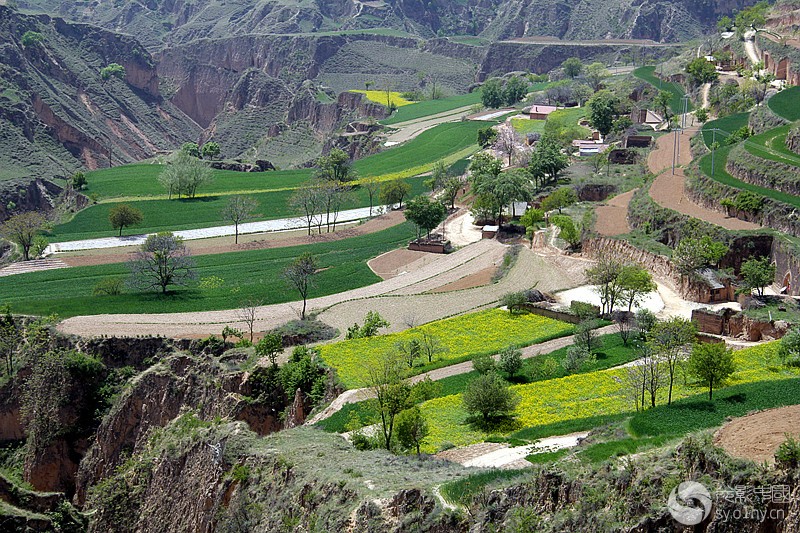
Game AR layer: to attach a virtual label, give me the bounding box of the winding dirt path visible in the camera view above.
[647,127,761,231]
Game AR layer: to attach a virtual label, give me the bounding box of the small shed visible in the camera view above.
[482,225,499,239]
[524,105,559,120]
[576,142,609,157]
[696,268,735,303]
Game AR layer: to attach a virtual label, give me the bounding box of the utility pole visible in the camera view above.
[672,128,679,175]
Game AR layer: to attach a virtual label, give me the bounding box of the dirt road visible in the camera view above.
[647,127,761,231]
[594,189,636,236]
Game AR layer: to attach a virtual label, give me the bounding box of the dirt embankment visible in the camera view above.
[714,405,800,465]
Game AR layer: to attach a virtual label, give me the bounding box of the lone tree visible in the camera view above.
[686,57,719,86]
[315,148,353,183]
[562,57,583,78]
[0,212,47,261]
[108,204,143,237]
[100,63,125,83]
[648,317,696,404]
[361,176,381,216]
[380,179,411,209]
[201,141,221,160]
[284,253,317,320]
[158,152,214,198]
[541,187,578,214]
[128,232,196,294]
[221,195,258,244]
[688,342,736,400]
[368,352,411,451]
[396,407,429,455]
[586,89,619,137]
[740,256,776,296]
[255,333,283,366]
[404,196,447,239]
[290,183,322,236]
[462,371,520,423]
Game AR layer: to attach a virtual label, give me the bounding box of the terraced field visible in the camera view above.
[633,66,692,114]
[52,121,488,241]
[0,222,422,317]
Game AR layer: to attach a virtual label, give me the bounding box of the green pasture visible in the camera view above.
[768,86,800,121]
[380,92,483,125]
[0,223,417,318]
[633,66,692,114]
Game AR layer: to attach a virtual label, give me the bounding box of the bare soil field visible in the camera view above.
[594,189,636,236]
[714,405,800,465]
[427,266,495,293]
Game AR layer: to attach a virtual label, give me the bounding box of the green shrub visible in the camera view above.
[21,31,44,47]
[472,353,496,374]
[775,434,800,470]
[93,277,124,296]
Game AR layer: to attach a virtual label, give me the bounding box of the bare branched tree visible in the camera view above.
[237,299,261,342]
[128,232,196,294]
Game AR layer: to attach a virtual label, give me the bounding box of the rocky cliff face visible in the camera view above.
[0,5,200,178]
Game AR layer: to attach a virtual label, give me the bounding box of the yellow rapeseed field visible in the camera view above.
[350,90,415,107]
[319,309,573,388]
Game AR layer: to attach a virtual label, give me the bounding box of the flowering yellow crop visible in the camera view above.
[419,341,799,453]
[320,309,573,388]
[350,90,415,107]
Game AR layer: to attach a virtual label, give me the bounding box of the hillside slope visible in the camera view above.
[0,5,200,179]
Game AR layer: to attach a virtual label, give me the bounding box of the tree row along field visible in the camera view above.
[0,222,418,317]
[51,120,488,242]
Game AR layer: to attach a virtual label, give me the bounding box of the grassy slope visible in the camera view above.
[380,92,482,125]
[633,66,692,114]
[768,86,800,121]
[52,121,487,241]
[743,124,800,167]
[0,222,417,317]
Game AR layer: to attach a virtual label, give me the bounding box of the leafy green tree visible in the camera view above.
[740,256,776,296]
[284,253,318,320]
[617,265,657,312]
[361,176,381,216]
[686,57,719,85]
[648,317,696,404]
[502,291,527,314]
[380,179,411,209]
[472,352,496,374]
[541,187,578,214]
[779,328,800,365]
[201,141,221,160]
[108,204,143,237]
[562,57,583,78]
[419,332,446,364]
[100,63,126,82]
[221,195,258,244]
[0,306,21,376]
[503,75,529,105]
[527,136,569,188]
[586,89,618,137]
[158,151,213,198]
[0,211,47,261]
[396,338,421,368]
[520,208,544,228]
[477,127,498,148]
[584,62,609,91]
[717,16,734,32]
[586,257,624,314]
[71,171,87,191]
[498,346,523,379]
[128,232,196,294]
[688,342,736,400]
[316,148,353,183]
[550,214,581,249]
[404,196,447,239]
[181,142,201,158]
[255,333,283,366]
[346,311,390,339]
[695,107,709,123]
[21,31,44,47]
[673,235,729,277]
[442,175,465,210]
[481,78,504,108]
[654,91,673,122]
[367,352,411,450]
[735,1,768,31]
[462,372,520,422]
[396,407,429,455]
